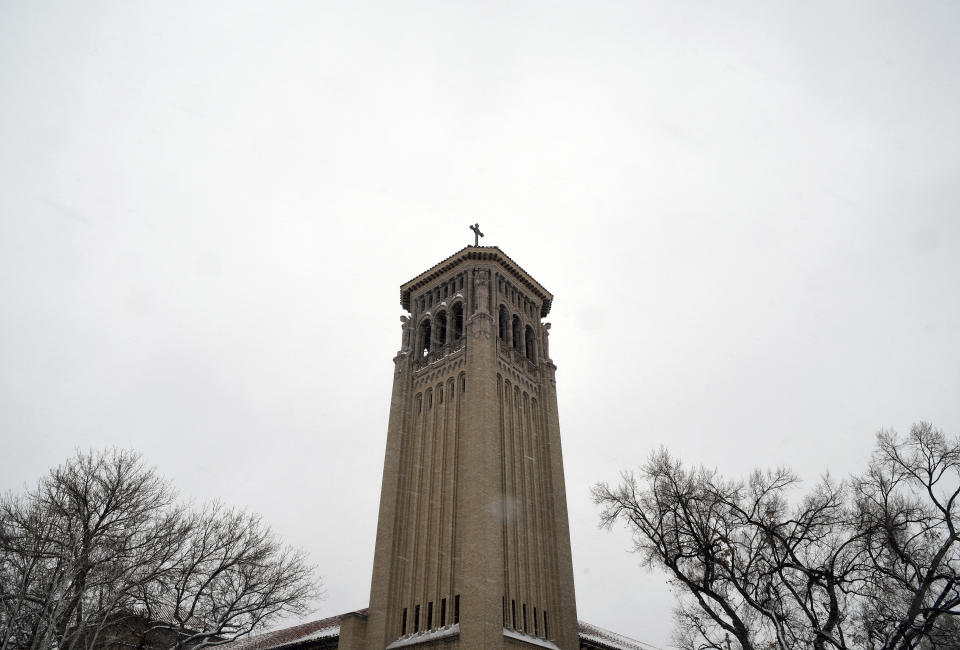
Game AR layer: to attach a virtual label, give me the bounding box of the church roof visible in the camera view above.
[400,245,554,317]
[221,610,366,650]
[218,612,660,650]
[577,620,662,650]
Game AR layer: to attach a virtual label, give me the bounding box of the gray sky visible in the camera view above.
[2,2,959,647]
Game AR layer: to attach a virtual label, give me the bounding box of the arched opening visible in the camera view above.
[418,319,432,357]
[512,315,522,350]
[498,305,508,340]
[525,325,536,362]
[436,310,447,348]
[452,302,464,341]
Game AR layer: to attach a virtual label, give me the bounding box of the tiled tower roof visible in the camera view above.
[400,245,554,317]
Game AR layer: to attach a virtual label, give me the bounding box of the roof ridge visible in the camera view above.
[219,609,367,650]
[578,619,663,650]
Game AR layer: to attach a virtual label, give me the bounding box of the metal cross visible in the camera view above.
[470,223,484,246]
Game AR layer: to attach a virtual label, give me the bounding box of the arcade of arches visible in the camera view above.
[417,301,537,363]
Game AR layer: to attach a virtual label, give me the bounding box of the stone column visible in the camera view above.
[400,315,411,355]
[446,309,454,350]
[541,322,551,362]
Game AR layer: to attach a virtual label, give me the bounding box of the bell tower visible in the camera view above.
[340,244,579,649]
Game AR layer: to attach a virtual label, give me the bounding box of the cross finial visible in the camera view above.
[470,223,484,247]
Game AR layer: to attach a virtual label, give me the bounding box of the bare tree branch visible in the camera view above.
[594,422,960,650]
[0,449,322,650]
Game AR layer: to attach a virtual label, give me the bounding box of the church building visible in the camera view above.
[226,242,654,650]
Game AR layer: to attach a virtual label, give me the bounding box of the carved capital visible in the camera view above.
[392,354,409,378]
[467,312,494,339]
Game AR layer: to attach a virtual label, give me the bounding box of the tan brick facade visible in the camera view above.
[340,246,579,650]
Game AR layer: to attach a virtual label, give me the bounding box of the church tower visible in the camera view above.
[340,244,579,650]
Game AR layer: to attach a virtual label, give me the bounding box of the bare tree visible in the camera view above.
[592,422,959,650]
[0,450,321,650]
[1,450,181,650]
[853,423,960,649]
[0,491,64,650]
[139,504,317,650]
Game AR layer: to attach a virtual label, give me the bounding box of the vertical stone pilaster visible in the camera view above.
[456,268,506,648]
[539,360,580,650]
[360,349,413,648]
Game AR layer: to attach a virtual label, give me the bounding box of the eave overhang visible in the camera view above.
[400,246,554,317]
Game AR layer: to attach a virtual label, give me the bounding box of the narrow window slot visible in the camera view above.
[401,608,407,635]
[440,598,446,626]
[414,604,420,633]
[454,595,460,624]
[427,601,433,629]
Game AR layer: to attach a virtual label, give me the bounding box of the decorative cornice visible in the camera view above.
[400,246,554,317]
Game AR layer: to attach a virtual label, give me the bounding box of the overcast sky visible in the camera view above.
[2,2,959,647]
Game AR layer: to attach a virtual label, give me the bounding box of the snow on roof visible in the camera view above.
[128,605,208,631]
[219,609,367,650]
[503,627,561,649]
[385,623,459,648]
[216,611,659,650]
[578,620,662,650]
